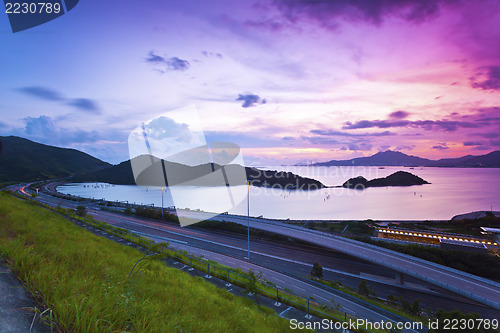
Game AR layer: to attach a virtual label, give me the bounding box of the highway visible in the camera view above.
[8,185,424,330]
[7,183,500,326]
[176,210,500,310]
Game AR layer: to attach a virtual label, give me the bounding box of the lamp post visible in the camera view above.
[247,180,250,261]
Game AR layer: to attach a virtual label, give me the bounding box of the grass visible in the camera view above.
[0,192,292,332]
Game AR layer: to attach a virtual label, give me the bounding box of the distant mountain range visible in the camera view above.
[313,150,500,167]
[0,136,110,183]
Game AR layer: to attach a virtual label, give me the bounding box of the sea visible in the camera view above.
[57,166,500,221]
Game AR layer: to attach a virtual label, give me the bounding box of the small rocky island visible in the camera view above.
[342,171,429,189]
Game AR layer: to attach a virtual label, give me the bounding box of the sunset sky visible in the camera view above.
[1,0,500,165]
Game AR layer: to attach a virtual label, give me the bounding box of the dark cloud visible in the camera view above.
[348,143,372,151]
[431,144,449,150]
[245,19,285,32]
[18,86,63,101]
[18,115,102,146]
[463,141,483,146]
[67,98,100,113]
[304,136,340,145]
[342,119,480,131]
[272,0,457,29]
[470,66,500,90]
[310,129,395,137]
[168,57,190,71]
[236,93,266,108]
[17,86,100,113]
[389,110,410,119]
[145,51,190,72]
[282,136,295,141]
[396,145,416,151]
[202,51,223,58]
[472,132,500,139]
[491,139,500,146]
[145,51,166,64]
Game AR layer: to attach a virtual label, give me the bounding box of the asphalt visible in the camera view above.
[0,260,50,333]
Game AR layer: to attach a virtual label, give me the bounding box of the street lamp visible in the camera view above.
[247,180,250,261]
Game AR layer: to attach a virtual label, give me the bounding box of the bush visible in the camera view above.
[75,205,87,217]
[311,263,323,279]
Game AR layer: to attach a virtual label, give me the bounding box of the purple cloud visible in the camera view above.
[470,65,500,90]
[431,143,449,150]
[236,93,266,108]
[67,98,100,113]
[396,145,416,150]
[310,129,395,137]
[273,0,457,29]
[342,119,480,131]
[145,51,190,72]
[18,86,63,101]
[389,110,410,119]
[463,141,483,146]
[18,86,100,113]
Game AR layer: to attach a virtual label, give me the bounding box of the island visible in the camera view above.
[72,155,326,190]
[342,171,429,189]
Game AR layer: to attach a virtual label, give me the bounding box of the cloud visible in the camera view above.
[168,57,191,71]
[490,139,500,146]
[281,136,295,141]
[18,115,102,146]
[17,86,100,113]
[348,142,372,151]
[470,65,500,90]
[396,145,416,150]
[463,141,483,146]
[146,116,192,142]
[431,143,449,150]
[245,19,286,32]
[202,51,223,58]
[18,86,63,101]
[67,98,100,113]
[145,51,190,72]
[342,119,480,131]
[389,110,410,119]
[236,93,266,108]
[272,0,457,29]
[472,132,500,139]
[310,129,395,137]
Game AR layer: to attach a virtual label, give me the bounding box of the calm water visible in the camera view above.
[58,166,500,220]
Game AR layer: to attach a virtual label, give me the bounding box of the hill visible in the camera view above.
[314,150,500,167]
[342,171,429,189]
[0,136,110,183]
[74,154,325,189]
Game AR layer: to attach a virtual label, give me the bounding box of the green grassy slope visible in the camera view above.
[0,193,290,332]
[0,136,110,183]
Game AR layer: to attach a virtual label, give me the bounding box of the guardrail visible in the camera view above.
[221,214,500,309]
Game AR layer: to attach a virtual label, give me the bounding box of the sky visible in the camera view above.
[1,0,500,165]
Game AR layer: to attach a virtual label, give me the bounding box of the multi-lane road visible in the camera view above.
[176,210,500,310]
[7,183,500,328]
